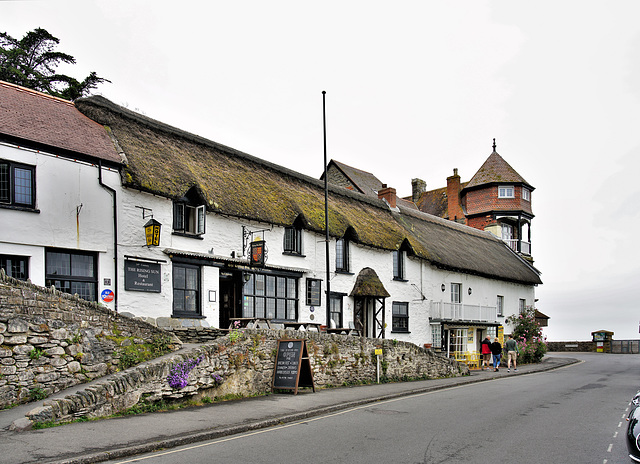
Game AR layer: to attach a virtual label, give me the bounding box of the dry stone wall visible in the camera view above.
[0,272,180,408]
[20,328,467,429]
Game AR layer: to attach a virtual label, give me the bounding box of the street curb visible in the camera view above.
[43,357,579,464]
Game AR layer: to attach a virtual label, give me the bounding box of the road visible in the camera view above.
[105,353,639,464]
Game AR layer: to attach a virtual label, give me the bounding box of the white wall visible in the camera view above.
[0,143,119,303]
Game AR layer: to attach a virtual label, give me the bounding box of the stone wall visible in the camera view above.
[19,328,468,429]
[0,272,181,407]
[546,341,596,352]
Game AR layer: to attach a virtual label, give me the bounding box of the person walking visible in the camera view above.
[505,334,519,372]
[480,335,492,370]
[490,337,502,371]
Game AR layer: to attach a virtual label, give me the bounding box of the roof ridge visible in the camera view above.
[0,80,74,108]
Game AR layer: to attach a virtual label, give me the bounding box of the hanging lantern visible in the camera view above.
[144,219,162,247]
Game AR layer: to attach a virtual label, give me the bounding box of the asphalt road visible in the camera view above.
[104,353,639,464]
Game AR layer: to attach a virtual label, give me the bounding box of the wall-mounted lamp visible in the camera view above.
[441,284,446,292]
[144,219,162,247]
[468,287,473,295]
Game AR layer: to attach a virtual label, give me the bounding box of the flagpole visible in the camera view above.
[322,91,331,328]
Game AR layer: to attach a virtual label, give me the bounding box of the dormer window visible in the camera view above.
[336,238,349,272]
[283,226,303,255]
[498,185,514,198]
[522,188,530,201]
[173,187,206,236]
[393,250,405,280]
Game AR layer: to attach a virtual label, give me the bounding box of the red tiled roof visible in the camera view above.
[0,81,120,164]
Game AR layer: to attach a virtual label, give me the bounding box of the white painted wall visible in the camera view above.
[0,143,119,303]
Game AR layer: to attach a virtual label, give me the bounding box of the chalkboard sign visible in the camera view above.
[272,339,315,394]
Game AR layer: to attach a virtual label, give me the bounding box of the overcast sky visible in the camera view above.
[3,0,639,341]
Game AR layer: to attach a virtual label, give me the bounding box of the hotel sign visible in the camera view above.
[125,260,162,292]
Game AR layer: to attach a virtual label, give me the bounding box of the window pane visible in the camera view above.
[174,290,185,312]
[46,252,70,276]
[71,254,94,277]
[255,297,265,318]
[266,298,276,319]
[173,266,186,288]
[277,277,286,296]
[185,290,197,312]
[255,275,265,296]
[266,276,276,297]
[185,267,198,290]
[243,296,254,317]
[71,281,94,301]
[245,273,254,294]
[276,299,286,319]
[14,167,32,205]
[0,163,9,202]
[287,278,296,298]
[287,300,296,320]
[336,239,344,269]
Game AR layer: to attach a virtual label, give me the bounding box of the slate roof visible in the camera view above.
[464,150,532,191]
[0,81,121,164]
[75,95,541,286]
[323,160,383,198]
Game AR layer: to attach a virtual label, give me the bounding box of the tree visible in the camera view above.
[505,307,547,363]
[0,28,109,100]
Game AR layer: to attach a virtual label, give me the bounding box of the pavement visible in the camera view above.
[0,353,579,464]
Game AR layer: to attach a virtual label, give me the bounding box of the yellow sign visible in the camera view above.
[498,325,504,345]
[375,348,382,356]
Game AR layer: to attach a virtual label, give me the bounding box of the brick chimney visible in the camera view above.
[378,184,397,208]
[446,168,464,221]
[411,178,426,203]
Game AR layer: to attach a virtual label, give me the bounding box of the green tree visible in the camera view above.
[0,28,109,100]
[505,307,547,363]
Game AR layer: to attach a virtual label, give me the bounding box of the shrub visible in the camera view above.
[506,307,547,363]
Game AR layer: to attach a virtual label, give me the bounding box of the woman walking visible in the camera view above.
[490,337,502,371]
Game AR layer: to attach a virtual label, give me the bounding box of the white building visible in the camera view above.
[1,81,542,352]
[0,81,122,305]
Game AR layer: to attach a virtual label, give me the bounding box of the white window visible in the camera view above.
[450,328,467,353]
[501,224,514,240]
[498,185,514,198]
[522,188,530,201]
[519,299,526,314]
[497,295,504,317]
[451,283,462,304]
[431,324,442,349]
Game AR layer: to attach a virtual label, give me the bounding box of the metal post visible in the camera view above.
[323,91,331,328]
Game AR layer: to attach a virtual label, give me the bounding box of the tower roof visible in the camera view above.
[464,144,532,190]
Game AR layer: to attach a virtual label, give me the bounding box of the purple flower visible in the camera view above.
[167,356,203,390]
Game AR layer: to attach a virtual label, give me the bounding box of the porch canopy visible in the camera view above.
[349,267,390,338]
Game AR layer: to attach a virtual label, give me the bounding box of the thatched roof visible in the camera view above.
[75,96,542,286]
[350,268,390,297]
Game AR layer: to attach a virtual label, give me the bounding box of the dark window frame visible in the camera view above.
[393,250,405,280]
[392,301,409,333]
[172,262,202,317]
[242,272,298,321]
[173,202,206,237]
[0,160,36,209]
[0,254,29,281]
[283,226,303,255]
[45,248,97,302]
[306,278,321,306]
[329,293,343,328]
[335,238,349,272]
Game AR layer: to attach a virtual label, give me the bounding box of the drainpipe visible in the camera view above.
[98,160,118,312]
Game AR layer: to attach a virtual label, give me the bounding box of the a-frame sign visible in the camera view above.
[272,339,315,394]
